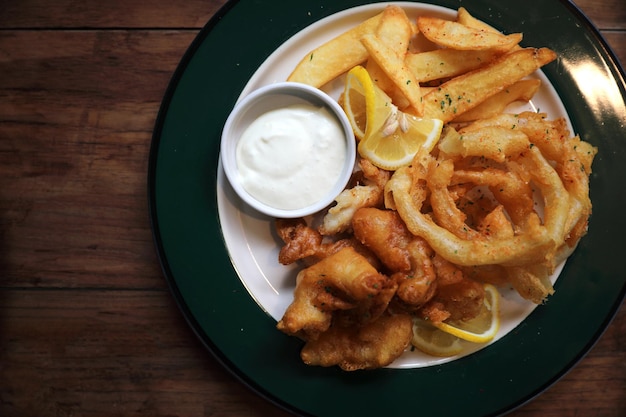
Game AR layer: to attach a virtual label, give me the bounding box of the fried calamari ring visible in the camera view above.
[438,126,530,163]
[385,144,571,267]
[459,112,597,247]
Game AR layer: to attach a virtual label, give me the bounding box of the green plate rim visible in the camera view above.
[148,1,626,416]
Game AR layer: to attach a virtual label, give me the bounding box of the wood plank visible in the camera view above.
[0,289,292,416]
[0,0,221,29]
[0,30,196,103]
[0,31,195,288]
[603,32,626,68]
[0,289,623,416]
[574,0,626,30]
[0,0,623,31]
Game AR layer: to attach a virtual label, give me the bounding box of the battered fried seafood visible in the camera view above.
[272,6,596,369]
[319,159,390,236]
[275,217,381,268]
[419,255,485,323]
[352,207,413,272]
[300,313,413,371]
[385,112,596,303]
[276,110,595,368]
[276,247,397,341]
[352,207,437,309]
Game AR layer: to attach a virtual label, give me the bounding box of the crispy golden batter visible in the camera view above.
[352,207,412,272]
[276,247,396,341]
[461,264,508,286]
[393,238,437,308]
[275,218,381,268]
[276,218,322,265]
[353,207,438,309]
[460,111,597,249]
[418,255,485,323]
[319,159,390,236]
[300,313,413,371]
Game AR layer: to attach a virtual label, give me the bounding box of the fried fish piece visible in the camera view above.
[276,247,393,341]
[275,218,381,268]
[276,218,322,265]
[352,207,438,309]
[393,238,438,309]
[319,159,390,236]
[352,207,412,272]
[420,255,485,323]
[300,313,413,371]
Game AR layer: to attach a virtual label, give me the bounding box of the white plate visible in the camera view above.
[217,2,570,369]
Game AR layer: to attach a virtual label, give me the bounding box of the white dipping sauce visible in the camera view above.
[236,103,347,211]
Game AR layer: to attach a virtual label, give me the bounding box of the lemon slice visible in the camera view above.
[343,65,394,141]
[342,65,443,170]
[358,115,444,170]
[411,318,464,357]
[432,283,501,344]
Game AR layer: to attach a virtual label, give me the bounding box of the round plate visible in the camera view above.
[149,1,626,416]
[218,2,571,370]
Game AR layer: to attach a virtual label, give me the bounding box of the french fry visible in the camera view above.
[451,78,541,122]
[417,16,522,52]
[366,6,414,109]
[361,33,424,115]
[456,7,500,33]
[287,12,383,87]
[422,47,556,122]
[456,7,522,51]
[375,5,413,49]
[405,48,502,83]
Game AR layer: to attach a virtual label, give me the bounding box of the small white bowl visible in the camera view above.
[220,82,356,218]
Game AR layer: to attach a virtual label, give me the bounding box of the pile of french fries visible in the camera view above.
[288,5,554,123]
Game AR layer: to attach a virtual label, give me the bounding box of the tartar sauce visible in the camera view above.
[236,103,347,211]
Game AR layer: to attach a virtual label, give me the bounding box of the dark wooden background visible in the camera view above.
[1,0,624,416]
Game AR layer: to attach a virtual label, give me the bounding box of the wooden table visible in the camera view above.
[1,1,624,416]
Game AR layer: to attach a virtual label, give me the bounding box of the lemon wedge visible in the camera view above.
[342,65,443,170]
[432,283,501,344]
[411,284,501,356]
[411,318,464,357]
[343,65,394,140]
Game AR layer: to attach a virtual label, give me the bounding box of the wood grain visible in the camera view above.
[0,0,624,416]
[0,290,287,416]
[0,30,194,289]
